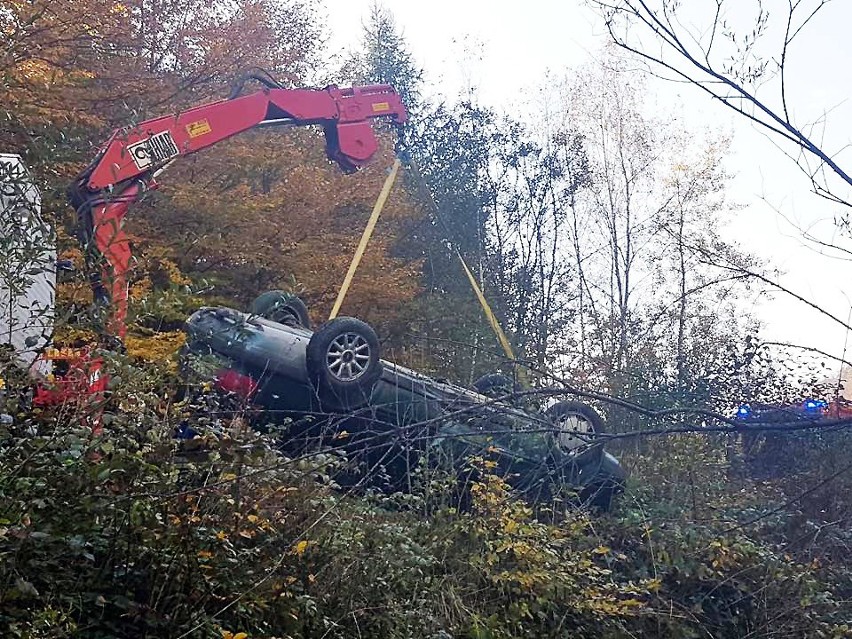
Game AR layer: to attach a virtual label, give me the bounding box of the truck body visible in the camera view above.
[0,154,54,375]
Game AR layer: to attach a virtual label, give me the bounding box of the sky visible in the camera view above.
[322,0,852,365]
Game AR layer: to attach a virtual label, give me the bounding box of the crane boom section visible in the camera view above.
[87,84,407,190]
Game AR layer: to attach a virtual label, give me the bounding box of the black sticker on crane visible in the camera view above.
[128,131,180,170]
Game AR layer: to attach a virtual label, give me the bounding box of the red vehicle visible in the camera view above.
[33,348,107,407]
[32,347,108,430]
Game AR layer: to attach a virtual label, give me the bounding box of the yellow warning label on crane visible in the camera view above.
[186,119,212,139]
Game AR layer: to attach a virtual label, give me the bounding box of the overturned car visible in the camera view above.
[181,293,626,509]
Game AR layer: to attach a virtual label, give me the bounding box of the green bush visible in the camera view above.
[1,354,850,638]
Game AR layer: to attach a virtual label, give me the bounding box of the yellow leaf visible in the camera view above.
[222,473,237,481]
[247,514,259,524]
[593,545,611,555]
[293,540,312,555]
[234,634,248,639]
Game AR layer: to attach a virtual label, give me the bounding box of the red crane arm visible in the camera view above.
[86,84,407,189]
[68,82,408,341]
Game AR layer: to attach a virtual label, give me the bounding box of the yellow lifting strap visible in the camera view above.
[405,159,523,373]
[455,249,517,361]
[328,158,402,320]
[329,155,526,384]
[459,249,528,386]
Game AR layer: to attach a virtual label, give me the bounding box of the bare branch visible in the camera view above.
[590,0,852,208]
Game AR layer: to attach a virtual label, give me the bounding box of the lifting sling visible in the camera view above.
[330,156,526,384]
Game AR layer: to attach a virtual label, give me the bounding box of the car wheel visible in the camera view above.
[546,401,604,454]
[306,317,382,411]
[249,290,310,328]
[472,372,515,397]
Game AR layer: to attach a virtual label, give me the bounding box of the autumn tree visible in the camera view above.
[2,0,330,174]
[555,62,666,397]
[546,58,765,425]
[484,115,591,371]
[2,0,429,352]
[1,0,128,185]
[131,132,423,335]
[0,0,325,228]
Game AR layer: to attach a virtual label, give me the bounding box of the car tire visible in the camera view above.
[545,401,604,454]
[472,372,516,397]
[306,317,382,411]
[249,290,310,328]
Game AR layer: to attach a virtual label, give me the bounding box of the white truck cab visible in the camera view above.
[0,154,55,375]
